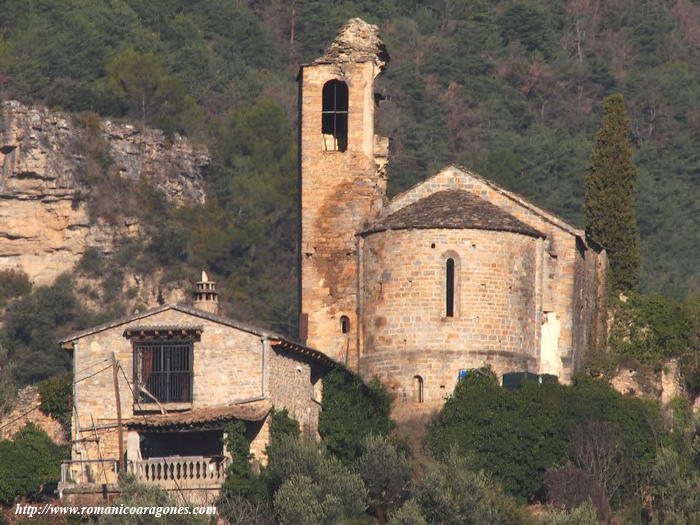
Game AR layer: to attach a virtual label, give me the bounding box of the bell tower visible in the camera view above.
[298,19,389,368]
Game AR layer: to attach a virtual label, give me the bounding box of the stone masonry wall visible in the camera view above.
[0,386,67,444]
[299,61,388,369]
[69,309,266,484]
[268,348,321,439]
[361,228,540,356]
[359,227,540,411]
[381,166,606,381]
[362,349,537,415]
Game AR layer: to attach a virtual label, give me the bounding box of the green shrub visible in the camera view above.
[264,435,324,495]
[388,499,427,525]
[37,373,72,430]
[99,475,208,524]
[76,248,104,277]
[271,437,367,524]
[542,502,599,525]
[319,367,394,463]
[681,294,700,397]
[427,372,659,503]
[219,420,264,500]
[355,434,411,522]
[0,270,32,305]
[0,274,83,384]
[648,448,700,525]
[609,292,692,364]
[414,448,508,525]
[269,409,300,442]
[0,424,67,505]
[0,345,17,414]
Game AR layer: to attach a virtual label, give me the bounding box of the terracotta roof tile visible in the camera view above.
[125,399,272,429]
[363,189,545,238]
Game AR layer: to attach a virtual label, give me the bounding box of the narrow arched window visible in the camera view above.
[413,376,424,403]
[340,315,350,334]
[322,80,348,152]
[446,258,455,317]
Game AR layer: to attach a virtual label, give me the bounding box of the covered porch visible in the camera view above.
[124,399,272,490]
[60,399,271,501]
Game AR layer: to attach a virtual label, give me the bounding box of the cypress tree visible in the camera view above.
[584,94,640,292]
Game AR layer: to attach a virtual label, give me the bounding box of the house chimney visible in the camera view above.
[194,270,219,314]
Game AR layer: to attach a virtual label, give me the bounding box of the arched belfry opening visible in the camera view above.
[322,80,348,152]
[340,315,350,334]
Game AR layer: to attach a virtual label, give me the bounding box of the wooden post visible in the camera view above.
[112,352,125,477]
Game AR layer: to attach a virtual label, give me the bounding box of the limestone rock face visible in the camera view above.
[0,101,208,284]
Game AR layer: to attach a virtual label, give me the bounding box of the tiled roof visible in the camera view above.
[363,189,545,238]
[123,325,204,341]
[125,399,272,429]
[59,304,342,370]
[59,304,277,344]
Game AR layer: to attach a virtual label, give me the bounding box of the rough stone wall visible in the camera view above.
[361,228,540,356]
[381,166,607,382]
[249,415,271,465]
[299,61,388,369]
[363,349,537,418]
[609,359,684,404]
[359,227,539,409]
[0,100,208,285]
[572,239,609,372]
[69,309,266,484]
[0,386,67,444]
[267,348,321,439]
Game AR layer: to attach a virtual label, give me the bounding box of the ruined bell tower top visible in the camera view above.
[313,18,389,69]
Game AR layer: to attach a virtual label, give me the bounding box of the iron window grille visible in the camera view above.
[135,342,193,404]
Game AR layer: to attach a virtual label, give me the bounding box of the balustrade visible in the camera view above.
[128,456,228,488]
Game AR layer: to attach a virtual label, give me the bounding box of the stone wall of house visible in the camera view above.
[0,386,67,444]
[68,309,266,484]
[299,59,388,369]
[267,348,321,439]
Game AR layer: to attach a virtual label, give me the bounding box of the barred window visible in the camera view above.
[135,342,193,404]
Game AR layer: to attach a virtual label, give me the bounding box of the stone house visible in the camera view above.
[58,273,334,503]
[299,19,608,417]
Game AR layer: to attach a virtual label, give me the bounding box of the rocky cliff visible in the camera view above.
[0,101,208,285]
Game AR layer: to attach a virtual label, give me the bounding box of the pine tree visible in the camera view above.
[584,94,640,292]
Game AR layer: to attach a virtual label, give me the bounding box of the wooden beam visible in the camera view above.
[112,353,126,478]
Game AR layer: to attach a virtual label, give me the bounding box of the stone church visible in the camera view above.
[55,17,608,503]
[299,19,608,410]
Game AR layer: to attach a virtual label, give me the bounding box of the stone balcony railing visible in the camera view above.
[127,456,228,489]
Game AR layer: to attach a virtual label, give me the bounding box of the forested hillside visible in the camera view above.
[1,0,699,336]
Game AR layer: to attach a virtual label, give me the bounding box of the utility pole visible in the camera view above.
[112,352,125,477]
